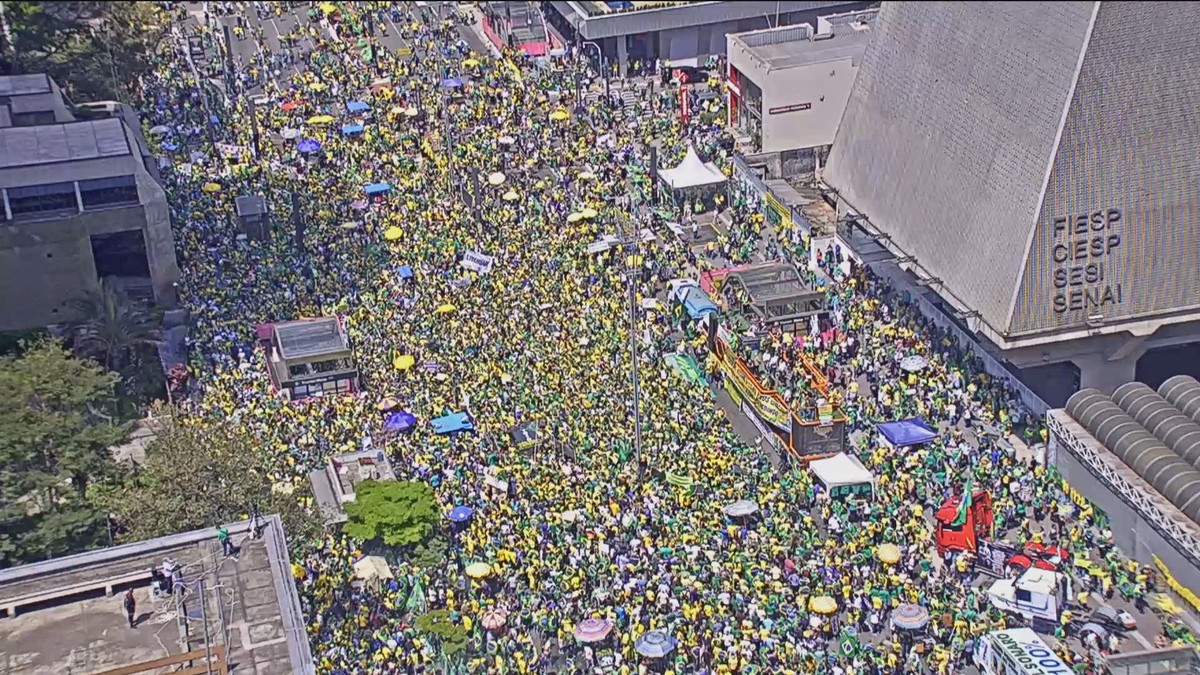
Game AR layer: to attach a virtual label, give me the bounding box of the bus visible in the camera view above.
[973,628,1072,675]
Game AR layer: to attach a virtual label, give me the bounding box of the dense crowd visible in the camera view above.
[139,2,1193,674]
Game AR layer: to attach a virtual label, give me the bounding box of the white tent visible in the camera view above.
[809,452,875,498]
[659,147,727,189]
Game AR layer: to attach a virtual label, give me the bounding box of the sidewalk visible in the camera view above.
[455,3,501,58]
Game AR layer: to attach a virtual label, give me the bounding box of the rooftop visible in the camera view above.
[310,448,398,524]
[0,118,132,170]
[273,317,350,360]
[0,517,314,675]
[582,0,691,15]
[731,9,878,70]
[0,74,53,97]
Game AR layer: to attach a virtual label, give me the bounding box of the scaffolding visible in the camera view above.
[720,263,825,328]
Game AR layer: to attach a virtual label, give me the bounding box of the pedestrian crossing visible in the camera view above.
[620,89,638,116]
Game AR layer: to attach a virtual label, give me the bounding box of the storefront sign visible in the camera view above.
[769,103,811,115]
[1049,208,1123,315]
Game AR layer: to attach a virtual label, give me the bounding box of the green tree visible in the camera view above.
[414,609,469,657]
[0,2,169,102]
[0,341,128,567]
[343,480,438,547]
[106,404,322,543]
[65,278,162,373]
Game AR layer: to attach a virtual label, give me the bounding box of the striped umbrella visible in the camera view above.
[891,603,930,630]
[573,618,614,643]
[481,608,508,631]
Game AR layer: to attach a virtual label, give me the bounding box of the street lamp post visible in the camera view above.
[622,213,645,481]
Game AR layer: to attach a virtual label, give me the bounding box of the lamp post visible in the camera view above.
[621,212,645,482]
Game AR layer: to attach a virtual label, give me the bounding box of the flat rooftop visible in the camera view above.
[0,118,132,170]
[0,516,314,675]
[584,0,691,14]
[731,11,877,71]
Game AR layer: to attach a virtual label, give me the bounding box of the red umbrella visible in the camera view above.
[281,101,302,111]
[481,608,508,631]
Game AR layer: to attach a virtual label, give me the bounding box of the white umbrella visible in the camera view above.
[280,128,301,140]
[723,500,759,518]
[900,355,928,372]
[149,125,172,136]
[498,135,515,145]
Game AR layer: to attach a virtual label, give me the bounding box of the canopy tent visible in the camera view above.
[877,418,938,448]
[352,555,393,582]
[658,147,727,190]
[809,452,875,498]
[431,411,474,434]
[346,100,370,113]
[341,123,365,135]
[364,182,392,195]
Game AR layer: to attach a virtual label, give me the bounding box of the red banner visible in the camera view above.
[680,84,690,122]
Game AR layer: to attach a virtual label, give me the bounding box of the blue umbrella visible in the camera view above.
[634,631,678,659]
[341,123,364,135]
[384,411,416,432]
[162,141,179,151]
[297,138,321,154]
[446,505,474,523]
[346,100,370,113]
[440,77,463,89]
[397,265,414,280]
[365,182,392,195]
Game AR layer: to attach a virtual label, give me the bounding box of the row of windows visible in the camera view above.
[4,175,139,220]
[290,377,355,399]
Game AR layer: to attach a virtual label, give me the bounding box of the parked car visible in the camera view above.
[1089,606,1137,632]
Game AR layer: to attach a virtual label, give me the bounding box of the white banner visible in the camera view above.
[461,250,494,274]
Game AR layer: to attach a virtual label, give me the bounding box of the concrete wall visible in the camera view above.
[0,188,177,331]
[757,57,858,153]
[1051,429,1200,592]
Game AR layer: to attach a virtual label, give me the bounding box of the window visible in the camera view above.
[312,358,348,373]
[79,175,139,210]
[7,182,77,219]
[1015,588,1032,603]
[288,363,311,378]
[10,111,56,127]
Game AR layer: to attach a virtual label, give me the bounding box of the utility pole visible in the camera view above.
[623,212,644,481]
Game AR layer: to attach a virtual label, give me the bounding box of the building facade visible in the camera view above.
[543,0,873,73]
[822,2,1200,396]
[0,75,178,331]
[727,8,877,163]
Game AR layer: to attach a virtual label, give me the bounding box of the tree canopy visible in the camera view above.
[343,480,439,547]
[106,404,322,544]
[0,2,169,102]
[414,609,469,657]
[0,341,128,567]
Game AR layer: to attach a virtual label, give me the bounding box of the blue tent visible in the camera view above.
[678,286,718,320]
[341,123,364,135]
[431,411,474,435]
[877,418,938,447]
[365,182,392,195]
[397,265,414,280]
[346,100,370,113]
[384,411,416,432]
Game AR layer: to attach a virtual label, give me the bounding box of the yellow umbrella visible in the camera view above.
[318,2,338,13]
[340,221,360,230]
[377,397,399,410]
[567,213,583,223]
[578,171,596,180]
[308,82,328,92]
[465,562,492,579]
[488,172,506,186]
[307,114,335,125]
[393,355,416,371]
[549,109,569,121]
[809,596,838,615]
[463,58,480,67]
[202,182,222,193]
[384,226,403,241]
[876,543,901,565]
[534,180,546,189]
[580,207,599,219]
[502,190,519,201]
[436,303,457,314]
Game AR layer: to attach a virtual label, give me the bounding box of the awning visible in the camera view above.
[809,452,874,489]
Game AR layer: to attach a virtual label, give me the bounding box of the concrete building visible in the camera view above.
[543,1,874,73]
[309,448,398,524]
[822,2,1200,401]
[727,8,877,171]
[0,74,178,331]
[0,517,315,674]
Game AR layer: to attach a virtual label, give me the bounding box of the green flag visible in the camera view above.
[952,477,974,527]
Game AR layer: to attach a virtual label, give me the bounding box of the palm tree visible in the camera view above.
[65,279,162,373]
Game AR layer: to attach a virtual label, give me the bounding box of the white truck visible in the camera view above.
[973,628,1072,675]
[986,568,1071,624]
